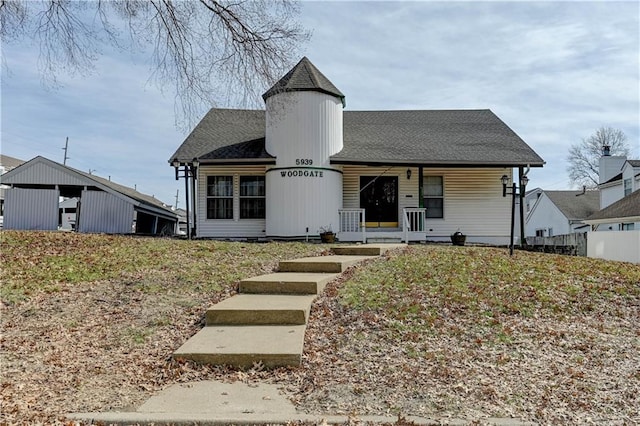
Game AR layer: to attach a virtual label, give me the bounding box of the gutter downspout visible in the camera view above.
[190,160,198,239]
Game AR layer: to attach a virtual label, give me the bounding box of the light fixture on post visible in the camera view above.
[406,168,412,180]
[500,171,528,256]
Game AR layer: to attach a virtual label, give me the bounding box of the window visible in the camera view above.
[622,223,635,231]
[535,229,545,237]
[548,228,553,237]
[207,176,233,219]
[623,178,632,197]
[240,176,265,219]
[423,176,444,218]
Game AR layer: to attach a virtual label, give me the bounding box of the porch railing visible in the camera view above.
[338,208,366,243]
[402,208,426,243]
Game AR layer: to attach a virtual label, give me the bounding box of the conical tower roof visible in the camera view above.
[262,57,345,106]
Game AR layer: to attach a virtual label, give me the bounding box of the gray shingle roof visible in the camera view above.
[586,190,640,222]
[171,108,544,167]
[603,172,623,184]
[169,109,273,164]
[627,160,640,167]
[262,57,345,105]
[0,154,25,170]
[333,109,543,166]
[545,190,601,221]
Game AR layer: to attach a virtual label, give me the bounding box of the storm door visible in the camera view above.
[359,176,398,227]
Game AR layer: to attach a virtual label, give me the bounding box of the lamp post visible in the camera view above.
[501,173,529,255]
[172,159,199,239]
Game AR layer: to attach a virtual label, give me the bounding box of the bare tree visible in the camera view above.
[567,126,630,188]
[0,0,309,128]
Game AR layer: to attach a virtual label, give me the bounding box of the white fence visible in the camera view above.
[587,230,640,264]
[338,208,366,243]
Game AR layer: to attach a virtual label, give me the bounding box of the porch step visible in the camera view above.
[366,237,403,244]
[173,325,305,368]
[239,272,339,295]
[332,243,406,256]
[278,255,375,273]
[205,294,316,325]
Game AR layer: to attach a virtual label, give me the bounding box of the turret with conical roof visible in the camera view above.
[263,57,345,107]
[263,57,344,238]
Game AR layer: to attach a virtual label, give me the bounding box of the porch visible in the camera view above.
[337,208,427,243]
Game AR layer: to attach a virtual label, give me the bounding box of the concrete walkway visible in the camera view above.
[67,244,536,425]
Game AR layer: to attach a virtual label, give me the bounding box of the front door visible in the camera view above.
[360,176,398,227]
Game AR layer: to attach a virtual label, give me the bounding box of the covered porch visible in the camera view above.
[338,207,427,243]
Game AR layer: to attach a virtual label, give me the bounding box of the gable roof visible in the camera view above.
[627,160,640,167]
[170,108,545,167]
[262,57,345,105]
[0,154,25,170]
[2,156,177,219]
[544,190,601,221]
[585,190,640,223]
[603,172,623,185]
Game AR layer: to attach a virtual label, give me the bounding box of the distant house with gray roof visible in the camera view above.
[525,189,600,237]
[1,156,177,234]
[170,57,544,243]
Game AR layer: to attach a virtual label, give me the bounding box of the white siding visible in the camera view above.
[265,91,343,164]
[78,190,134,233]
[525,193,571,237]
[266,166,342,237]
[343,166,512,244]
[588,230,640,263]
[197,165,267,238]
[4,188,59,230]
[600,184,624,209]
[263,90,344,237]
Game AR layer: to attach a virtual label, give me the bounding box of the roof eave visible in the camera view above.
[330,158,545,168]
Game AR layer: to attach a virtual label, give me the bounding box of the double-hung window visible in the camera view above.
[207,176,233,219]
[623,178,632,197]
[424,176,444,218]
[240,176,265,219]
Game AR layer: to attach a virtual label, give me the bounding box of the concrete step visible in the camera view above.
[278,255,375,273]
[332,243,406,256]
[173,325,306,368]
[366,237,403,244]
[239,272,339,295]
[206,294,316,325]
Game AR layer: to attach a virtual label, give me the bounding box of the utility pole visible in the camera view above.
[62,137,70,165]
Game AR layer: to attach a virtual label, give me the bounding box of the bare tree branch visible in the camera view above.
[567,126,630,189]
[0,0,309,129]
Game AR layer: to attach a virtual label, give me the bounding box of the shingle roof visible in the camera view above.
[333,110,543,166]
[262,57,345,105]
[545,190,601,221]
[170,109,272,164]
[0,154,25,170]
[627,160,640,167]
[586,190,640,222]
[171,108,544,167]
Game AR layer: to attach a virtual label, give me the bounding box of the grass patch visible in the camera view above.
[0,231,323,303]
[339,245,640,342]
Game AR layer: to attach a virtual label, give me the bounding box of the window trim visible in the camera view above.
[239,175,266,219]
[423,175,444,219]
[206,175,234,220]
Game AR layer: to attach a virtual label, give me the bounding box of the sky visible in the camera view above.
[2,1,639,208]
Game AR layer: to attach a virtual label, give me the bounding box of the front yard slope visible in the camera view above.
[292,245,640,423]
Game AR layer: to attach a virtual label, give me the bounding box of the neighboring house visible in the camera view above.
[584,189,640,263]
[1,156,178,234]
[525,189,600,237]
[585,189,640,231]
[596,150,640,230]
[0,154,26,227]
[169,57,544,243]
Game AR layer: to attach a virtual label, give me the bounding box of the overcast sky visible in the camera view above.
[2,1,639,207]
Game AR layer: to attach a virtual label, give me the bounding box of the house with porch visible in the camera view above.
[169,57,544,243]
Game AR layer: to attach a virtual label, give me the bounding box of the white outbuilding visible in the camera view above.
[170,57,545,243]
[1,156,178,235]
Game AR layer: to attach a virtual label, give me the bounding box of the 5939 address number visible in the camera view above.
[295,158,313,165]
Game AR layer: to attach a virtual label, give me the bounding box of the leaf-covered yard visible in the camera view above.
[1,231,639,424]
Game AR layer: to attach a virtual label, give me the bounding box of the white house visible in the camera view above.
[1,156,178,235]
[595,150,640,231]
[169,57,544,243]
[525,190,600,237]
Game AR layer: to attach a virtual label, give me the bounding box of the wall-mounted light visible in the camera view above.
[406,168,412,180]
